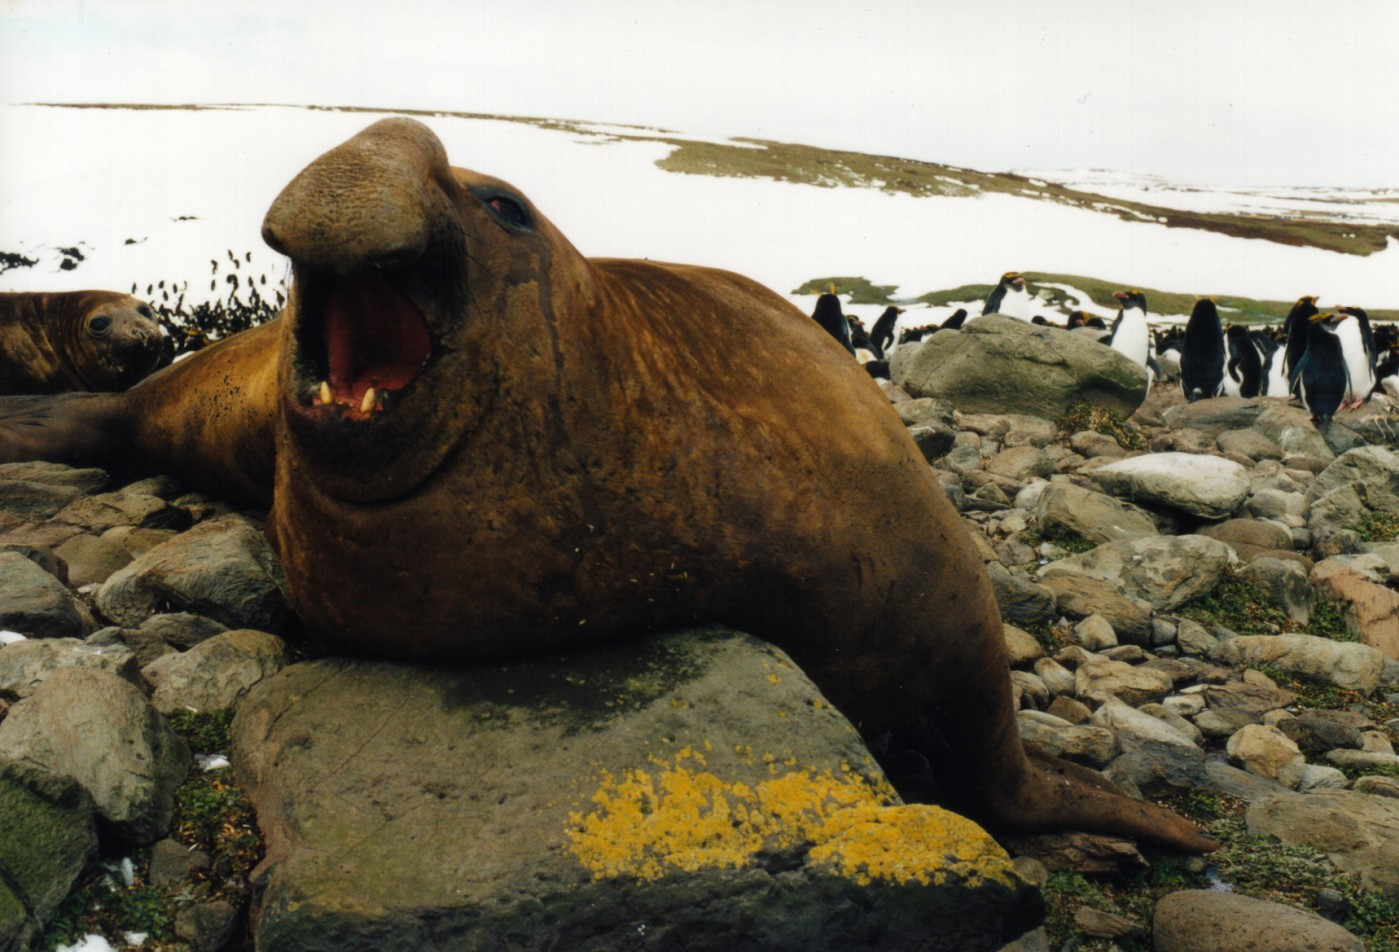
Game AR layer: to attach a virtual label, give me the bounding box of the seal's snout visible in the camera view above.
[261,118,454,275]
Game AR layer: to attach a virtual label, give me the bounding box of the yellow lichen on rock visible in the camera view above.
[565,750,1017,889]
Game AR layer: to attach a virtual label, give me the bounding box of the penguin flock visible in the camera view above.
[807,275,1398,424]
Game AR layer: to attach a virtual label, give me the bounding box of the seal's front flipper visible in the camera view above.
[0,392,131,472]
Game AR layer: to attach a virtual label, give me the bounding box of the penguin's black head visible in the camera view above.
[1114,290,1147,312]
[813,293,843,320]
[1001,272,1025,288]
[1337,305,1368,320]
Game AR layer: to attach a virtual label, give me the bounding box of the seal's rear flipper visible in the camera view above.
[986,748,1220,853]
[0,393,131,473]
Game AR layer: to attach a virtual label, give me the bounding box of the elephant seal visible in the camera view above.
[0,291,166,394]
[0,119,1213,852]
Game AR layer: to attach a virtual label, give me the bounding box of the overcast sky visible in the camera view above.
[3,0,1397,188]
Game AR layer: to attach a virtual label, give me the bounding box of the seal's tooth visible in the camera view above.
[361,388,377,414]
[319,381,333,406]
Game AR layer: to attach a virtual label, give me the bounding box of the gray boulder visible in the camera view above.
[0,666,189,844]
[1160,398,1265,438]
[1153,889,1363,951]
[0,760,97,952]
[0,551,94,639]
[0,477,85,522]
[143,629,291,714]
[1033,481,1158,545]
[1211,634,1386,693]
[1252,405,1338,461]
[0,637,141,700]
[891,314,1148,418]
[1038,535,1234,612]
[987,563,1056,628]
[1306,446,1399,535]
[1089,453,1249,519]
[1236,557,1314,625]
[1247,790,1399,898]
[1036,573,1153,645]
[232,627,1040,952]
[96,515,289,631]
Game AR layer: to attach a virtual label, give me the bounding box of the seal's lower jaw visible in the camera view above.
[289,269,432,422]
[282,267,454,501]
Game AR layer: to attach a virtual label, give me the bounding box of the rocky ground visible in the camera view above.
[1,369,1398,949]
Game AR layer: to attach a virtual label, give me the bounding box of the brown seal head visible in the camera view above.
[0,118,1214,852]
[0,290,165,394]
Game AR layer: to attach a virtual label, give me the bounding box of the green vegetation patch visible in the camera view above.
[1177,571,1290,637]
[1037,792,1399,951]
[164,709,234,755]
[39,709,261,950]
[41,873,178,951]
[1058,403,1149,452]
[1351,512,1399,543]
[791,276,899,305]
[1308,601,1356,643]
[1019,526,1097,558]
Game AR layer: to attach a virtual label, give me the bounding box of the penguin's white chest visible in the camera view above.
[1111,310,1150,366]
[1001,286,1030,321]
[1335,320,1374,399]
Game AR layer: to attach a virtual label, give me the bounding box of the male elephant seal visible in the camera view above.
[0,118,1213,851]
[0,291,165,394]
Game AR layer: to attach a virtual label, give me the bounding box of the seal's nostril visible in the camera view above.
[262,224,287,256]
[371,248,420,272]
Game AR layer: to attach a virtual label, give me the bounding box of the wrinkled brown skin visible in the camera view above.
[0,291,166,394]
[0,119,1214,852]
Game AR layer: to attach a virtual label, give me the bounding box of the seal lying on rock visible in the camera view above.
[0,291,165,395]
[0,118,1214,851]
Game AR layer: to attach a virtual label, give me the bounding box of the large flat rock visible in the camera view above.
[233,627,1040,951]
[891,314,1148,418]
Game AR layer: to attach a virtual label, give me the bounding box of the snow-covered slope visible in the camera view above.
[2,103,1395,340]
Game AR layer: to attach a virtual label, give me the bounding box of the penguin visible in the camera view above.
[1224,325,1263,398]
[1296,312,1350,425]
[848,316,879,362]
[1256,330,1289,397]
[1375,345,1399,400]
[1155,344,1182,382]
[1108,289,1153,371]
[863,359,890,380]
[1282,295,1319,396]
[940,308,969,331]
[1153,327,1184,382]
[1373,322,1399,398]
[869,306,904,358]
[1179,298,1227,402]
[1333,306,1376,408]
[1067,309,1107,330]
[811,292,856,356]
[979,272,1030,321]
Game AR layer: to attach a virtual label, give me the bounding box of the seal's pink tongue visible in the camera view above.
[324,270,431,403]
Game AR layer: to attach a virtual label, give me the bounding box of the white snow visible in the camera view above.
[2,103,1397,326]
[0,630,26,645]
[56,936,117,952]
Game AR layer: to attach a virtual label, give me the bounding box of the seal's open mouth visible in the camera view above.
[294,269,432,420]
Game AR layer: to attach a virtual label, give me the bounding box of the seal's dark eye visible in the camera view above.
[136,305,154,319]
[89,316,112,337]
[488,196,527,227]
